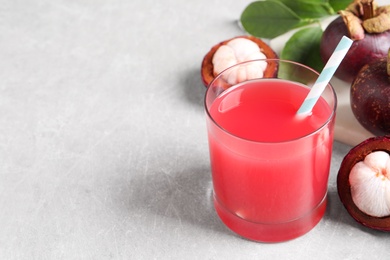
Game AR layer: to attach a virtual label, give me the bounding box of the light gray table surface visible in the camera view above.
[1,0,390,259]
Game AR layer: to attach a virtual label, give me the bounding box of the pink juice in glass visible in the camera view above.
[206,78,335,242]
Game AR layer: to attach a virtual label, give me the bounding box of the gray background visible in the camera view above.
[1,0,389,259]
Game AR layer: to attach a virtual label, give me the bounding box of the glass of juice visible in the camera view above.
[204,59,337,242]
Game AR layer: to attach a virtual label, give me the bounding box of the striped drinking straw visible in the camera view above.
[297,36,353,115]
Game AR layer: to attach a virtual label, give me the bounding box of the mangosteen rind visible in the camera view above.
[337,135,390,231]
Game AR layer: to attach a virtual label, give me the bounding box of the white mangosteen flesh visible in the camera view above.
[349,151,390,218]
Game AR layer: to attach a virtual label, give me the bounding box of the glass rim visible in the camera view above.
[204,59,337,144]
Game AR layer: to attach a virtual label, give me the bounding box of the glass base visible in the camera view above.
[214,195,327,243]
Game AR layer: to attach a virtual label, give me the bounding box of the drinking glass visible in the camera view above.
[204,59,337,242]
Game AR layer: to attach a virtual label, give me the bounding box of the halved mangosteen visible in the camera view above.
[337,135,390,231]
[201,36,278,87]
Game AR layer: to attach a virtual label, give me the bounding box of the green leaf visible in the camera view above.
[240,1,315,39]
[329,0,350,12]
[274,0,336,18]
[281,26,324,72]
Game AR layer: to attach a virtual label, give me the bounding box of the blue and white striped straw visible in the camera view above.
[297,36,353,115]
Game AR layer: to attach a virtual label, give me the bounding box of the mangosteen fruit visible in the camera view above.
[201,35,278,87]
[320,0,390,83]
[337,135,390,231]
[350,49,390,136]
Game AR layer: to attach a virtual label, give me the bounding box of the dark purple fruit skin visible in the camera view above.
[351,57,390,136]
[320,16,390,83]
[337,135,390,231]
